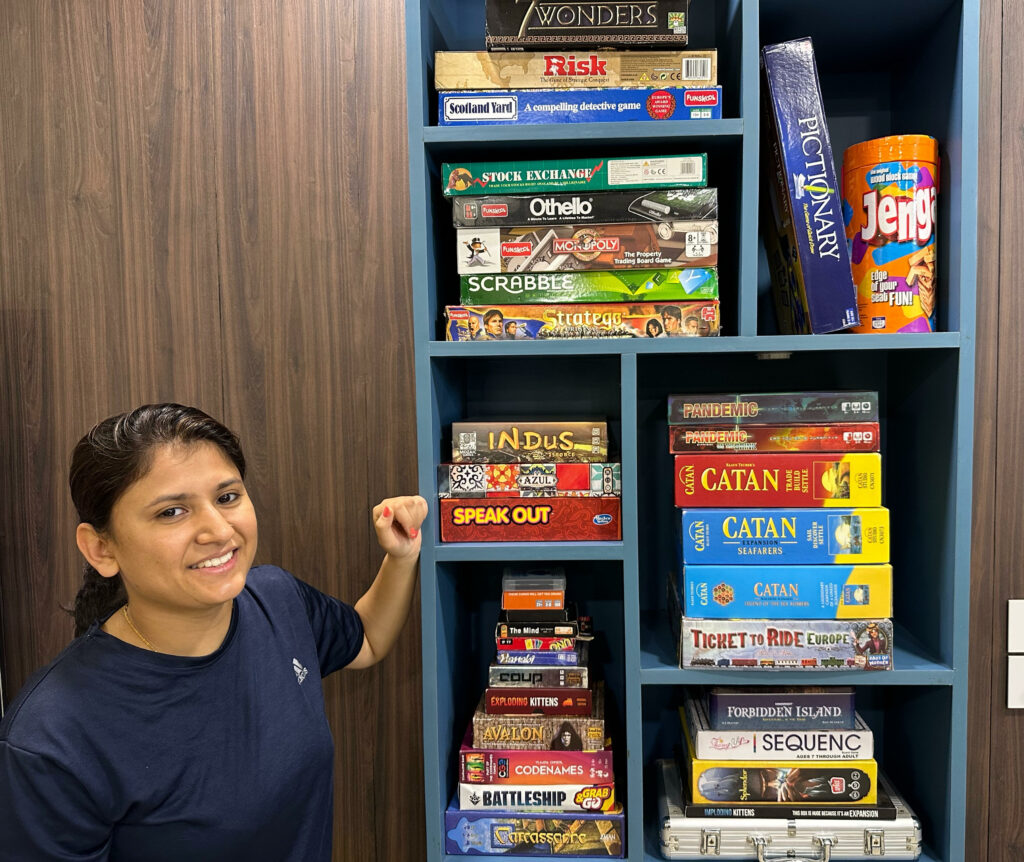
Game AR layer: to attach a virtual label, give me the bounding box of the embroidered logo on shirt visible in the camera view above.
[292,658,308,684]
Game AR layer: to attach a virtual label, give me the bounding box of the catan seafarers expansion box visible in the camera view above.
[667,391,879,425]
[451,421,608,464]
[440,497,622,542]
[434,50,716,91]
[461,268,720,305]
[484,0,690,50]
[669,422,880,454]
[438,462,622,498]
[455,221,718,275]
[679,507,890,564]
[673,452,883,507]
[680,563,893,619]
[452,187,718,228]
[443,153,708,196]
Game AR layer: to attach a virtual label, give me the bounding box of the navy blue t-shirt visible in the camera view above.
[0,565,364,861]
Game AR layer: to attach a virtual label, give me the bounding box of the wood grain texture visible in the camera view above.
[0,1,420,859]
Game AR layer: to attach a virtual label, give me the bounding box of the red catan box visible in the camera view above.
[440,497,621,542]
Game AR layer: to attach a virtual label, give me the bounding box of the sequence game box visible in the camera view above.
[435,49,716,90]
[461,267,720,305]
[667,391,879,425]
[440,497,622,542]
[669,422,880,453]
[439,462,621,498]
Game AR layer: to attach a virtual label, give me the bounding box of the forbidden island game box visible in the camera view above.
[673,452,882,507]
[461,268,720,305]
[669,422,880,454]
[440,497,621,542]
[680,563,893,619]
[485,0,689,50]
[446,302,721,340]
[439,86,722,126]
[435,50,716,91]
[439,462,621,498]
[761,38,859,334]
[451,421,608,464]
[455,222,717,275]
[703,685,857,730]
[667,391,879,425]
[679,507,890,565]
[442,153,707,197]
[444,798,625,856]
[452,187,717,228]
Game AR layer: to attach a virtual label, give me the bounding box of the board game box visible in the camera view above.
[440,497,622,542]
[444,798,625,856]
[485,0,690,50]
[685,758,878,805]
[461,267,720,305]
[452,421,608,464]
[681,563,893,619]
[460,727,612,784]
[704,686,857,730]
[452,187,718,228]
[439,462,621,498]
[485,687,594,715]
[667,391,879,425]
[673,453,883,507]
[456,222,718,274]
[458,782,615,813]
[679,507,890,564]
[446,302,721,340]
[435,49,716,90]
[487,664,589,688]
[442,154,708,197]
[473,683,606,750]
[669,422,880,453]
[496,606,584,638]
[497,635,581,651]
[494,646,588,666]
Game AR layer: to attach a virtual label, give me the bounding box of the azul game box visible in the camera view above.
[667,391,879,425]
[435,49,716,90]
[461,267,719,305]
[669,422,880,453]
[679,507,890,564]
[440,497,622,542]
[439,462,621,498]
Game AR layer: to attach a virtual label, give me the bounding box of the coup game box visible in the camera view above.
[667,391,879,425]
[451,421,608,464]
[487,664,590,688]
[439,462,621,498]
[669,422,880,453]
[440,497,622,542]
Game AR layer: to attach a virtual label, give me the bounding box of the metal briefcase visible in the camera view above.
[657,759,922,860]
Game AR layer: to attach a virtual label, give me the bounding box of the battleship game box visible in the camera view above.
[439,462,622,498]
[680,563,893,619]
[446,301,721,340]
[455,221,718,274]
[473,683,606,750]
[461,267,720,305]
[443,153,707,196]
[761,38,859,334]
[458,781,616,813]
[444,798,625,856]
[669,422,880,454]
[679,507,890,564]
[460,727,612,784]
[673,452,883,507]
[452,187,717,228]
[435,49,716,90]
[704,686,857,730]
[440,497,622,542]
[485,0,690,50]
[667,391,879,425]
[451,421,608,464]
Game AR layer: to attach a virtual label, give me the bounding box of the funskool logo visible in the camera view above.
[684,89,719,106]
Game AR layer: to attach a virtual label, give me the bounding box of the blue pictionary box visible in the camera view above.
[438,86,722,126]
[681,563,893,619]
[680,508,890,564]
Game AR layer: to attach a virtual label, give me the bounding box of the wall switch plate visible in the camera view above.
[1009,600,1024,653]
[1009,655,1024,709]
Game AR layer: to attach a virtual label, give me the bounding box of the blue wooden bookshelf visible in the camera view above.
[406,1,979,859]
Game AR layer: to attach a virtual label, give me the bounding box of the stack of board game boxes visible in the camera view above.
[666,391,894,669]
[439,420,622,542]
[442,153,722,341]
[445,571,626,857]
[656,686,922,858]
[434,0,722,127]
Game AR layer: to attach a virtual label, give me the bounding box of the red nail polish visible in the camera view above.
[410,528,419,539]
[382,506,391,518]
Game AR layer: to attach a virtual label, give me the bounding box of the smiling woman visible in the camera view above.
[0,404,428,862]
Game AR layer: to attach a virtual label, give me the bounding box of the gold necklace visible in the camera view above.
[122,605,157,651]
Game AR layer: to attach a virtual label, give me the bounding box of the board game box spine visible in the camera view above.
[494,646,586,666]
[497,635,580,651]
[705,686,857,730]
[440,497,622,542]
[487,665,590,688]
[456,221,718,275]
[460,268,720,305]
[669,422,880,453]
[680,507,891,565]
[452,421,608,465]
[681,696,874,761]
[434,49,716,90]
[458,782,615,813]
[667,391,880,425]
[485,687,594,715]
[460,736,612,784]
[687,758,878,804]
[681,563,893,619]
[452,187,718,228]
[439,462,622,498]
[443,797,626,857]
[496,608,580,638]
[473,684,605,750]
[761,38,859,333]
[442,153,708,197]
[485,0,690,50]
[446,302,721,340]
[673,452,883,508]
[502,592,566,612]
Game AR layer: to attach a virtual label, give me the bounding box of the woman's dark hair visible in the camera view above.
[68,404,246,636]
